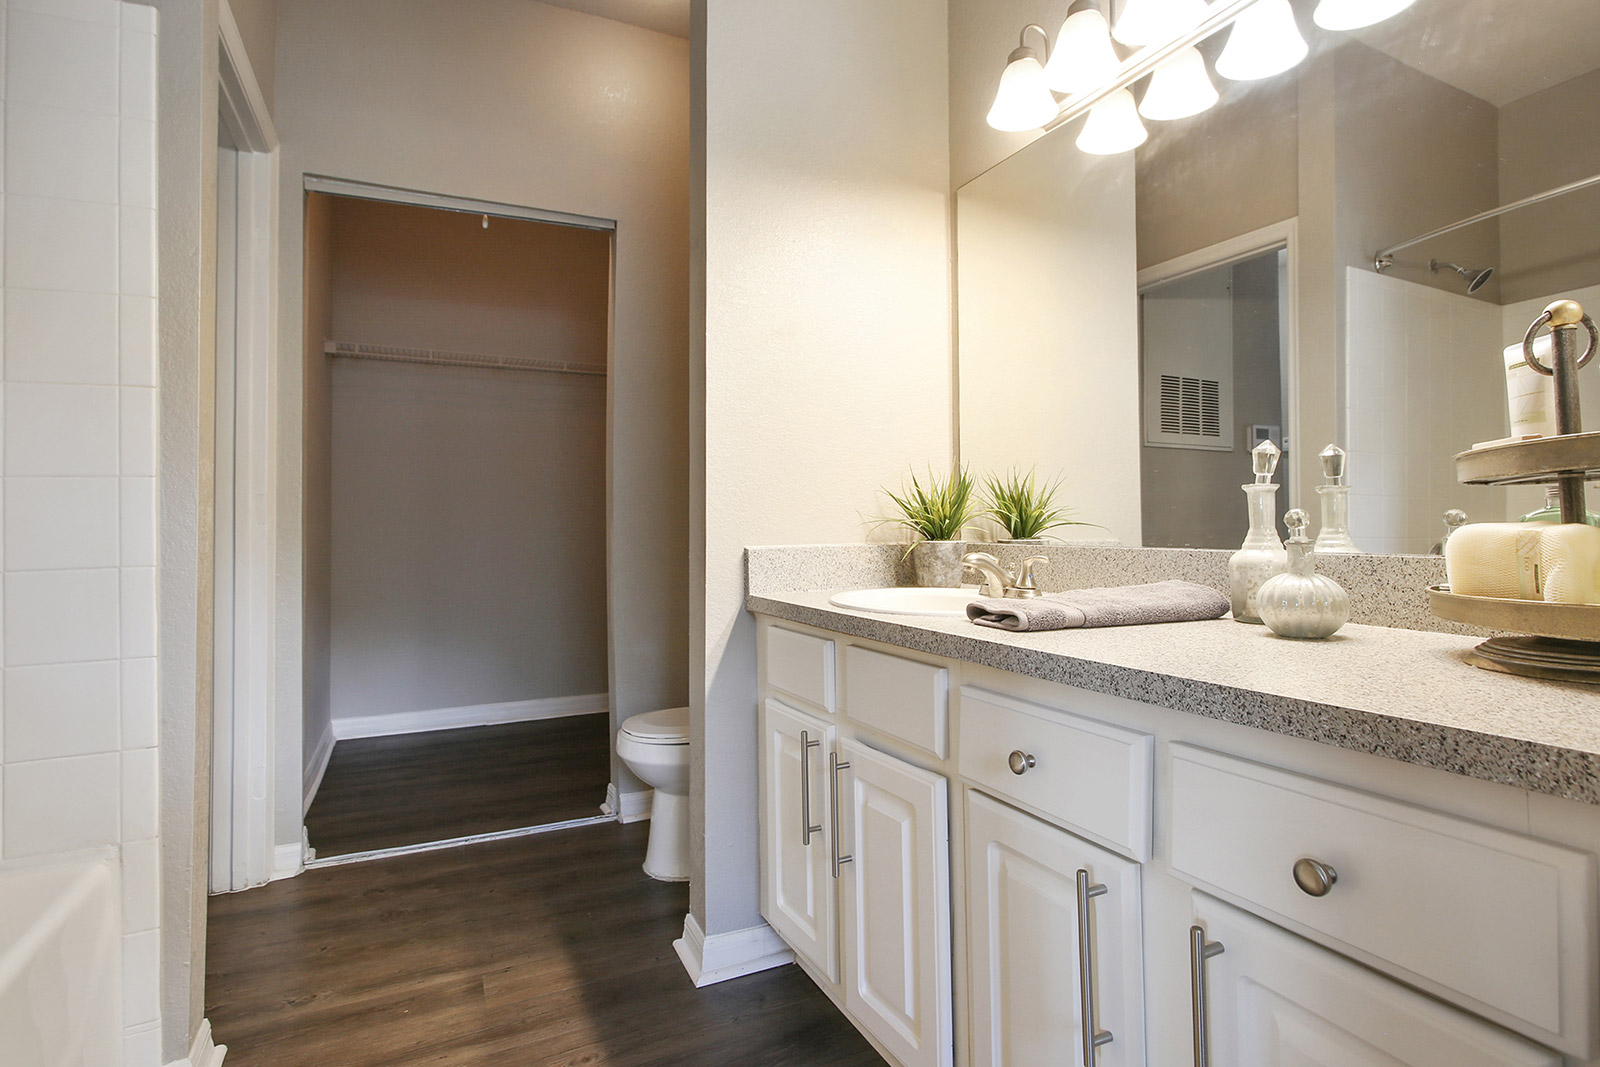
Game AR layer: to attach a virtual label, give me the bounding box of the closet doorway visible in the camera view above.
[300,185,616,864]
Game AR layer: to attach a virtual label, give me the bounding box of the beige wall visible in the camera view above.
[153,0,219,1057]
[297,191,332,812]
[324,198,609,725]
[275,0,690,840]
[1499,68,1600,304]
[694,0,953,936]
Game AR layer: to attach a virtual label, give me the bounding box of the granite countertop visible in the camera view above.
[748,589,1600,805]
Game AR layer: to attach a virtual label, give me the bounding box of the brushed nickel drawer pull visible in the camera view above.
[800,730,822,846]
[1076,869,1114,1066]
[1008,750,1037,775]
[1190,925,1224,1067]
[830,751,852,878]
[1292,857,1338,897]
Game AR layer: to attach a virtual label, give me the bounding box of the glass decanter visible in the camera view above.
[1228,439,1288,623]
[1313,444,1360,553]
[1258,509,1351,639]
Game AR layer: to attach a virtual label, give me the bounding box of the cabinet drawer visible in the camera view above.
[957,687,1153,861]
[841,645,948,758]
[1170,744,1597,1057]
[764,624,835,714]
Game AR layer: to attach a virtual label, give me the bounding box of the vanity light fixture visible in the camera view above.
[1312,0,1419,32]
[1215,0,1309,81]
[1076,88,1149,154]
[985,24,1060,132]
[1138,46,1219,121]
[1043,0,1121,97]
[1111,0,1209,48]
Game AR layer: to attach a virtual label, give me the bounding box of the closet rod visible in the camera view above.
[325,341,606,377]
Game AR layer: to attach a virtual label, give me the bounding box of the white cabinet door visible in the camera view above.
[1190,895,1560,1067]
[965,790,1146,1067]
[759,698,837,982]
[839,737,953,1067]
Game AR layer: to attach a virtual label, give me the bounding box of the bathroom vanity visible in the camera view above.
[749,575,1600,1067]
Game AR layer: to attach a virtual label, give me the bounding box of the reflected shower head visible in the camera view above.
[1429,258,1495,293]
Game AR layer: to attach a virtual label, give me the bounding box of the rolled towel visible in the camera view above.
[1445,523,1544,599]
[1539,523,1600,604]
[968,580,1229,632]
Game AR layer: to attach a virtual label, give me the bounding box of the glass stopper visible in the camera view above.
[1251,439,1282,484]
[1319,444,1347,485]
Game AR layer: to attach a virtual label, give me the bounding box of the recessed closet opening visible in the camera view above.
[300,186,616,863]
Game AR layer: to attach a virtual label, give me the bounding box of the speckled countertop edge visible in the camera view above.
[748,590,1600,806]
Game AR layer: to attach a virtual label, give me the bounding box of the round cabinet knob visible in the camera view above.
[1007,750,1037,775]
[1292,857,1338,897]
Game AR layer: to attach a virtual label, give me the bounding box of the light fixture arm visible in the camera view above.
[1042,0,1267,132]
[1014,22,1051,63]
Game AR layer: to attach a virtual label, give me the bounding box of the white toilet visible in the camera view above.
[615,706,691,881]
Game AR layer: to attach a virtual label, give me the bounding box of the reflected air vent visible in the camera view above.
[1158,375,1222,439]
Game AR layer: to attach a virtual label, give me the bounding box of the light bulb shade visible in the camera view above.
[1312,0,1419,31]
[1112,0,1208,47]
[1215,0,1308,82]
[1076,89,1148,154]
[1139,46,1219,120]
[986,50,1059,132]
[1044,7,1121,96]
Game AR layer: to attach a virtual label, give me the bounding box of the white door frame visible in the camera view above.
[1136,218,1302,496]
[211,1,282,892]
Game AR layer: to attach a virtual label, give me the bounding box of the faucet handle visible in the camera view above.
[1009,556,1049,599]
[961,551,1001,568]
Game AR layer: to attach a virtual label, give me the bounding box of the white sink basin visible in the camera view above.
[829,587,979,617]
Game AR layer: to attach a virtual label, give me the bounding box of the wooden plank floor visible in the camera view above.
[207,822,887,1066]
[305,715,612,857]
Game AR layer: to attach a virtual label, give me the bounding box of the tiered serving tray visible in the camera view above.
[1433,427,1600,683]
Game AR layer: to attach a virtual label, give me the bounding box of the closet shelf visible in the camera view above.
[325,341,607,377]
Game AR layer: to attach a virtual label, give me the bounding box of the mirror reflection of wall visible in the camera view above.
[953,0,1600,553]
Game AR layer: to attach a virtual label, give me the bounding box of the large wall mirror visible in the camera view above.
[957,0,1600,554]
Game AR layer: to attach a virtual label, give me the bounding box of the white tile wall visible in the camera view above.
[0,3,165,1062]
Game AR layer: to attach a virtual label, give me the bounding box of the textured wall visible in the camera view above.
[694,0,954,936]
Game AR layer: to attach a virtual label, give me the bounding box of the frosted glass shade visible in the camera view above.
[1076,89,1148,154]
[1312,0,1419,30]
[986,52,1059,132]
[1112,0,1208,47]
[1216,0,1308,81]
[1139,47,1219,120]
[1044,8,1121,96]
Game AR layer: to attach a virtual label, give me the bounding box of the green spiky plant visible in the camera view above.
[981,467,1100,540]
[878,466,978,545]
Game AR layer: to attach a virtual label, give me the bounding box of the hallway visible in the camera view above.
[206,821,886,1066]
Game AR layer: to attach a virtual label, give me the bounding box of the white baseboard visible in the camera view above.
[270,828,307,882]
[331,692,609,741]
[164,1018,226,1067]
[302,720,336,815]
[672,913,793,988]
[601,782,653,824]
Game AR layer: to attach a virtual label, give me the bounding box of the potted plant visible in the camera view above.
[880,466,978,587]
[981,467,1100,542]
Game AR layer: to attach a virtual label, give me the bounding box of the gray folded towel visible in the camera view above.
[967,580,1229,632]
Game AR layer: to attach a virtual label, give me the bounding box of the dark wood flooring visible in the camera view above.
[206,822,887,1066]
[305,716,612,857]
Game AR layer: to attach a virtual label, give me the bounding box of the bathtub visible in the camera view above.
[0,850,121,1067]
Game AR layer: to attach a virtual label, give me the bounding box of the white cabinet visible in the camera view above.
[965,790,1146,1067]
[759,698,838,981]
[838,736,953,1067]
[1189,895,1560,1067]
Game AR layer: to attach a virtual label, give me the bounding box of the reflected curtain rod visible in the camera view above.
[1373,171,1600,272]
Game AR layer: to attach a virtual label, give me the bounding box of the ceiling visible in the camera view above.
[536,0,690,39]
[1350,0,1600,107]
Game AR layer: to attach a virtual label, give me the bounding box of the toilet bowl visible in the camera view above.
[616,706,691,881]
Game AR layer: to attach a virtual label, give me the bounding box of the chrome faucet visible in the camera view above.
[961,552,1049,599]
